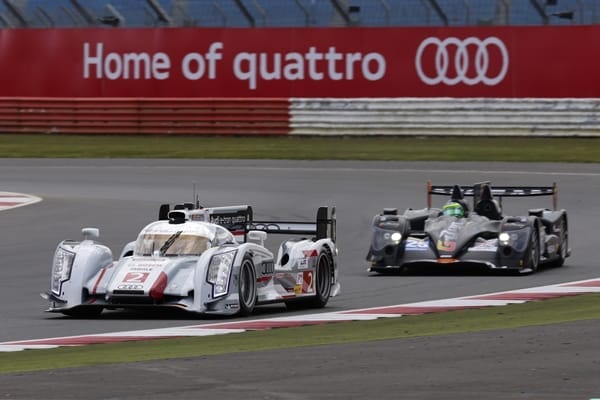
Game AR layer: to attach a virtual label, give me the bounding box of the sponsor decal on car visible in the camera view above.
[437,221,464,252]
[303,271,314,294]
[379,220,400,228]
[116,284,144,290]
[123,272,150,283]
[470,238,498,252]
[437,236,456,251]
[210,215,247,226]
[404,238,430,251]
[298,249,318,269]
[503,221,527,229]
[128,259,170,269]
[261,261,275,275]
[294,271,314,295]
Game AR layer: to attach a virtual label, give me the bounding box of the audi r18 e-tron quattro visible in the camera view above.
[42,203,339,317]
[366,181,569,275]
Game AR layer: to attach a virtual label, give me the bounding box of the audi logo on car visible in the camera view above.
[415,36,509,86]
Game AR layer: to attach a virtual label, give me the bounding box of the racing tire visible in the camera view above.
[525,229,540,274]
[62,306,103,318]
[286,249,333,310]
[552,215,569,268]
[237,258,257,316]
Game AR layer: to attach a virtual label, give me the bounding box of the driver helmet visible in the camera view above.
[442,201,465,218]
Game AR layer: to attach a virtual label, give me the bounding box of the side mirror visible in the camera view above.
[82,227,100,241]
[247,230,267,246]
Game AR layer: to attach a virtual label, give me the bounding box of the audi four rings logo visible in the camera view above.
[415,36,509,86]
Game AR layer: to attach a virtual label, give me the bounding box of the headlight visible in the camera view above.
[207,250,236,297]
[390,232,402,242]
[498,232,511,245]
[372,228,403,250]
[498,229,531,252]
[51,247,75,294]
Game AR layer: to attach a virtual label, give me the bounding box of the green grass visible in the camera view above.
[0,134,598,162]
[2,293,599,374]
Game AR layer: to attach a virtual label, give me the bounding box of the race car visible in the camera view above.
[42,203,339,317]
[366,181,569,275]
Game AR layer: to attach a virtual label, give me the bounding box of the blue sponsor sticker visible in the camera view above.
[405,238,430,251]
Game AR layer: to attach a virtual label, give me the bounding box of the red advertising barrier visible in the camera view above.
[0,98,290,135]
[0,26,599,98]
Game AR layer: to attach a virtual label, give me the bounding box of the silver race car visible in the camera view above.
[42,203,339,317]
[367,181,569,275]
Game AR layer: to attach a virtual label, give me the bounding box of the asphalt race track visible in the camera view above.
[1,159,600,399]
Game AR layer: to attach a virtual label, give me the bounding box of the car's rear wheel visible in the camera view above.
[554,215,569,267]
[312,251,333,307]
[286,249,333,309]
[237,258,256,316]
[525,229,540,273]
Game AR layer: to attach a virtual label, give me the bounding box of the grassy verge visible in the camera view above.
[2,293,599,374]
[0,134,598,162]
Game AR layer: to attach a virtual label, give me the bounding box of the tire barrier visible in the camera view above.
[0,97,291,135]
[289,98,600,137]
[2,97,600,137]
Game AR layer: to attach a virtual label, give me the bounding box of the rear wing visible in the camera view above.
[159,203,336,242]
[426,181,558,210]
[249,206,336,242]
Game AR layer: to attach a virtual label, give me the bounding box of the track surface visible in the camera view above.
[1,159,600,399]
[1,159,599,343]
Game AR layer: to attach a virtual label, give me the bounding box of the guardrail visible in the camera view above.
[2,97,600,137]
[289,98,600,137]
[0,98,291,135]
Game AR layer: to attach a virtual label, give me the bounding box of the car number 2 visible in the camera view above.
[294,271,314,294]
[123,272,150,283]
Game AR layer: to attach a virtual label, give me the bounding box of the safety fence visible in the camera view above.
[0,97,291,135]
[1,97,600,137]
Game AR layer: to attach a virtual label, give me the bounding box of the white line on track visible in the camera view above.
[2,277,599,352]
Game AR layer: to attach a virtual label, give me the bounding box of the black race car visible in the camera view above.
[367,181,569,274]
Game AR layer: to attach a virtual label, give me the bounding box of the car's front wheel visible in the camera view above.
[237,258,257,316]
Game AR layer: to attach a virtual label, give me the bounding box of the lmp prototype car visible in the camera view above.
[42,203,339,317]
[367,181,569,275]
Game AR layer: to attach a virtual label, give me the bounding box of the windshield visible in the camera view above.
[134,233,211,257]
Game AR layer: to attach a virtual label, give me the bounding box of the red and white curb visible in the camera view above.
[0,192,42,211]
[1,277,599,352]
